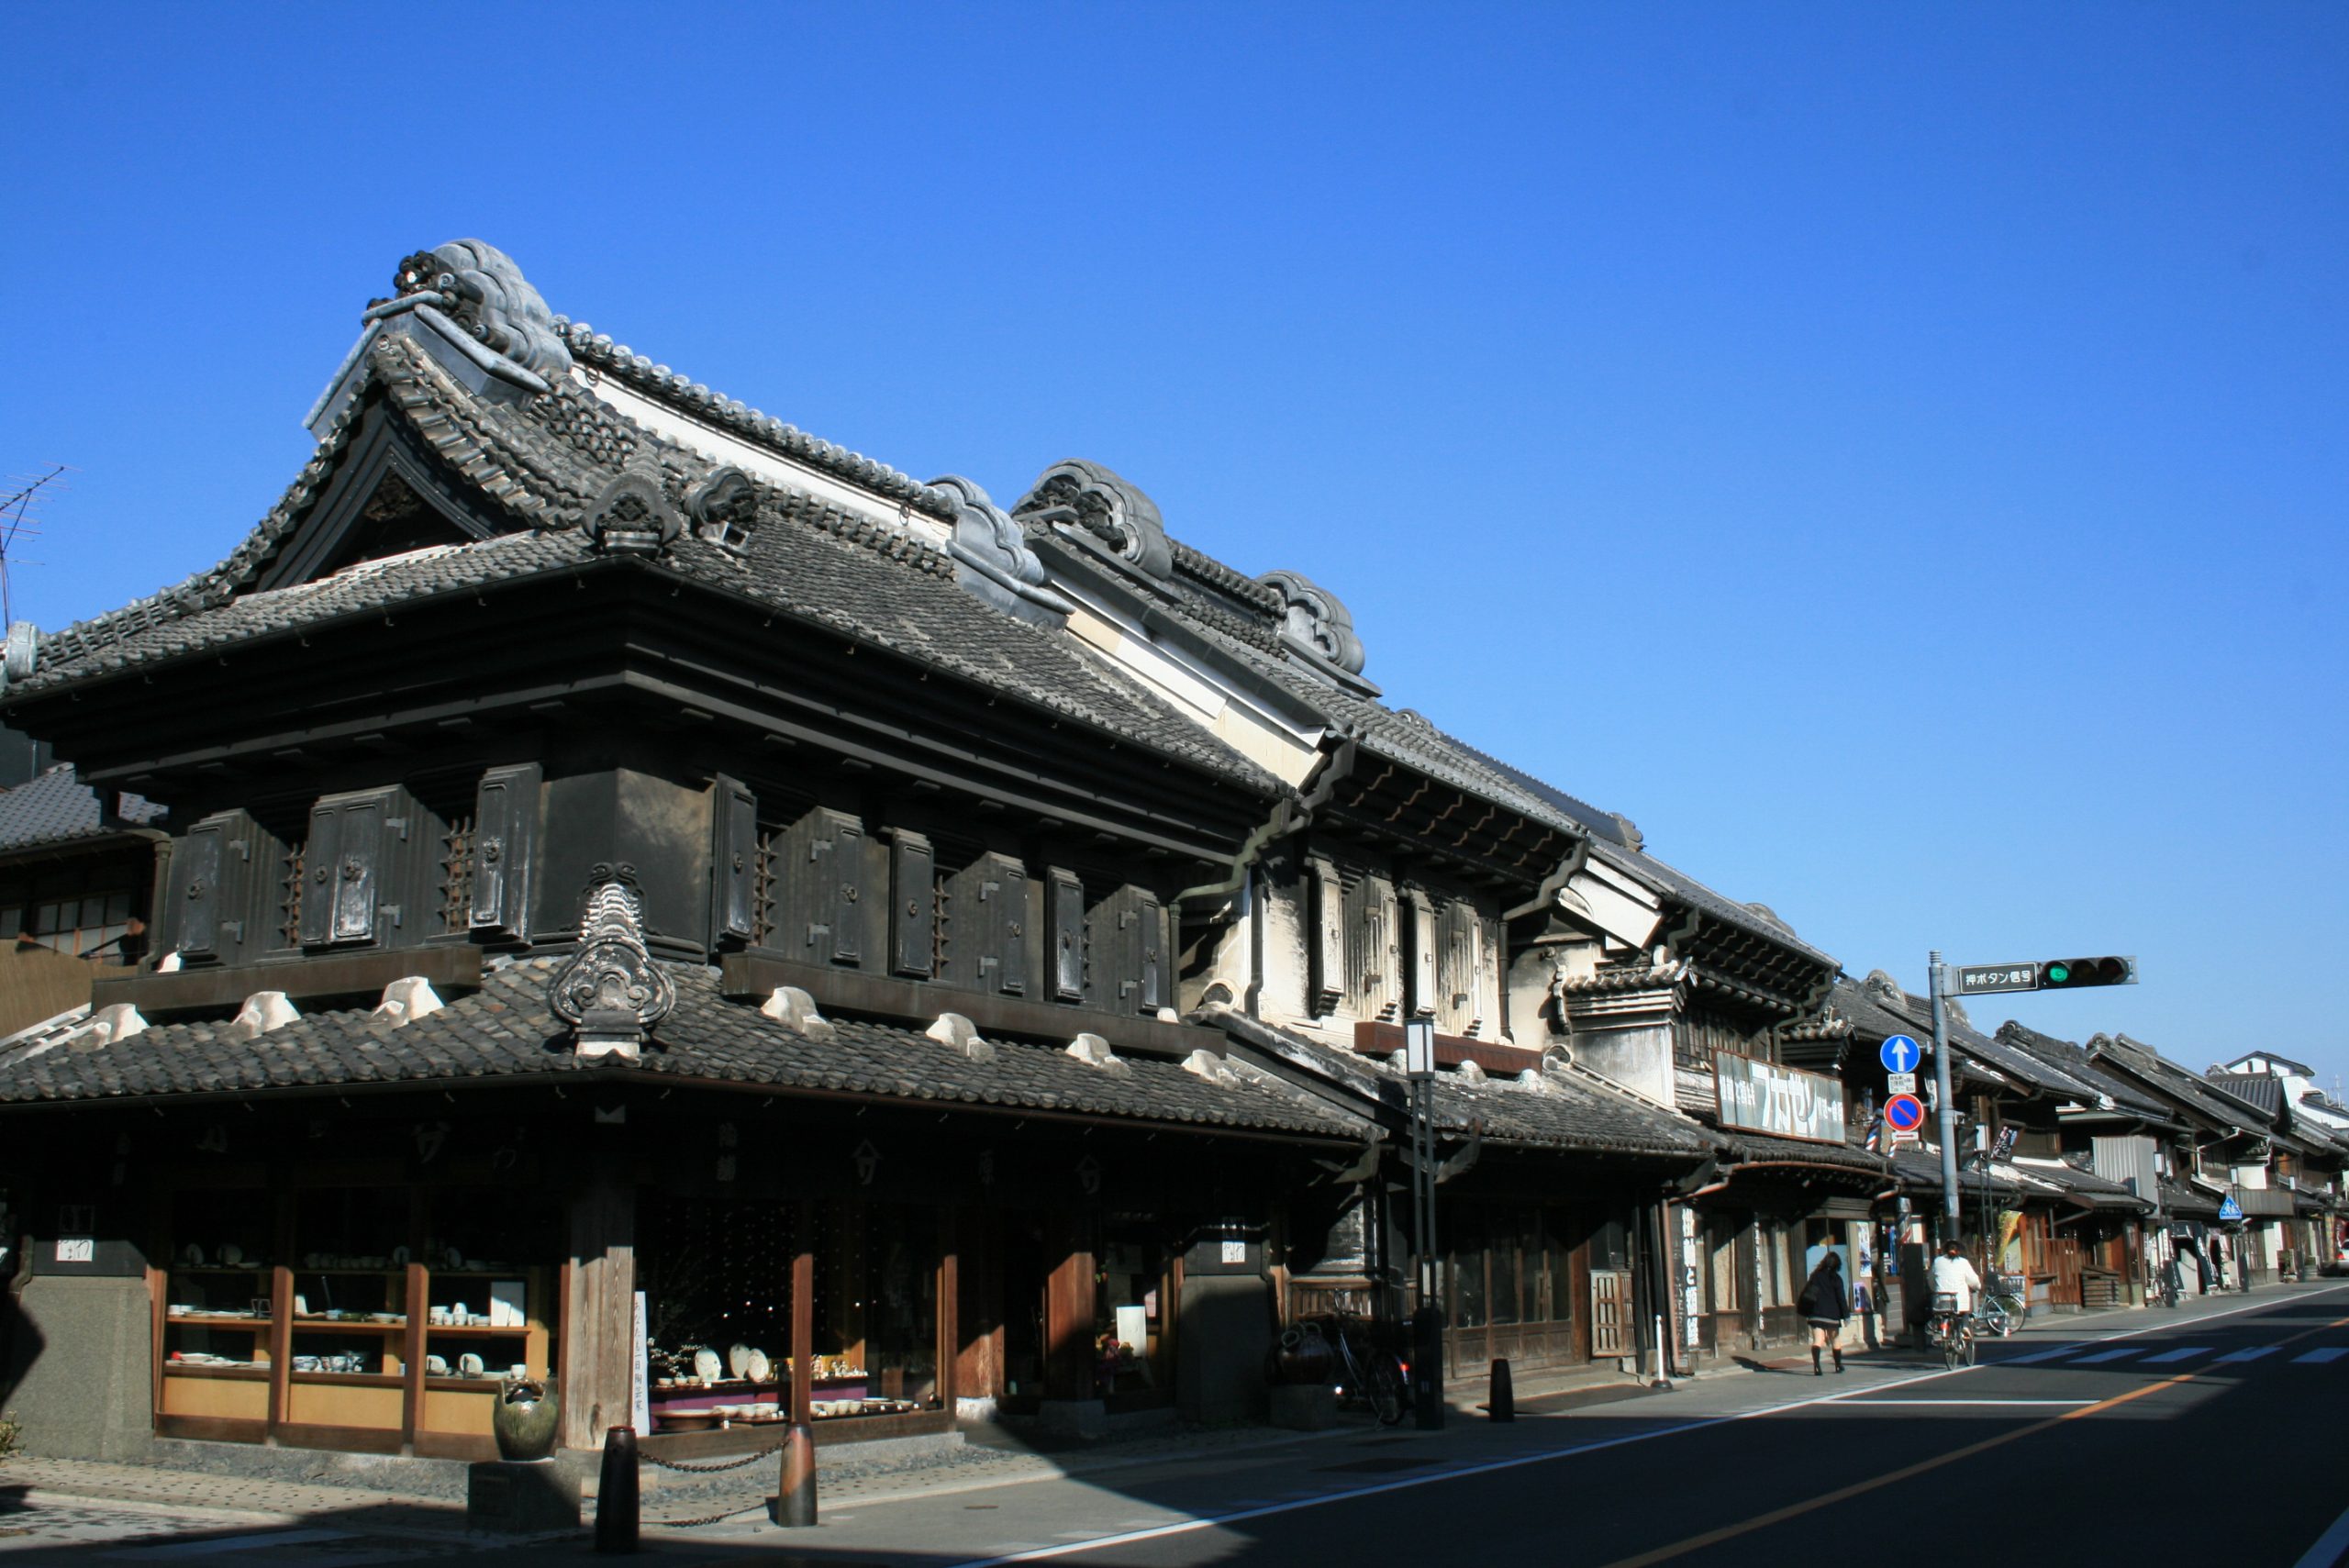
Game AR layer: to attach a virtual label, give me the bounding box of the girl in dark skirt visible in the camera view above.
[1798,1251,1850,1374]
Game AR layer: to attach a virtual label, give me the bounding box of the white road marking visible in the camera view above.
[2291,1496,2349,1568]
[1998,1344,2085,1364]
[2213,1345,2279,1363]
[1841,1399,2095,1407]
[2142,1346,2210,1363]
[2069,1348,2143,1363]
[2292,1347,2349,1364]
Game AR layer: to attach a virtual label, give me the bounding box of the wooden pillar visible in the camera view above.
[1042,1212,1096,1402]
[558,1169,635,1452]
[266,1189,295,1443]
[790,1198,815,1427]
[936,1210,960,1414]
[954,1208,1003,1399]
[399,1188,427,1453]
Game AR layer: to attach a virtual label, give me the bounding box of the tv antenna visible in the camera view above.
[0,464,69,628]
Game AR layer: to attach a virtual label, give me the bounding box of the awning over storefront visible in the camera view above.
[2013,1158,2154,1213]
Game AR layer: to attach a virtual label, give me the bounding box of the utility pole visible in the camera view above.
[1928,951,1962,1247]
[1404,1018,1443,1430]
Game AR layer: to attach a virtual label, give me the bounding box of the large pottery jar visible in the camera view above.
[1269,1324,1334,1386]
[493,1375,562,1462]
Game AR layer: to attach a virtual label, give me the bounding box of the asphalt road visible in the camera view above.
[6,1285,2345,1566]
[994,1285,2349,1568]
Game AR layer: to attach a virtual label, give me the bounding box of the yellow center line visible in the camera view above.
[1597,1313,2349,1568]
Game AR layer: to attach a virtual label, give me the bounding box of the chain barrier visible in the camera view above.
[648,1501,770,1529]
[640,1439,786,1474]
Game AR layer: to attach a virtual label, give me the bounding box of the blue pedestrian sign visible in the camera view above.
[2218,1195,2243,1223]
[1880,1035,1921,1074]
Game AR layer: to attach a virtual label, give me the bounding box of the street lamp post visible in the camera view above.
[1405,1018,1443,1430]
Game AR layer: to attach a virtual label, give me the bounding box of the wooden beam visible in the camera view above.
[95,945,484,1017]
[1042,1212,1096,1403]
[790,1199,815,1428]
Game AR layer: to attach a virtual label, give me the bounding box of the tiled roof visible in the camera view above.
[2089,1035,2269,1136]
[1721,1126,1890,1175]
[1990,1021,2177,1124]
[1195,1006,1712,1161]
[18,334,1277,796]
[2208,1073,2282,1122]
[0,960,1360,1140]
[2012,1158,2151,1211]
[0,765,163,852]
[1887,1145,2026,1201]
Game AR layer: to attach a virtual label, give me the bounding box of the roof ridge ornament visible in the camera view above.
[929,474,1074,626]
[1256,569,1366,675]
[584,461,682,557]
[550,863,674,1060]
[1011,460,1172,582]
[391,240,573,384]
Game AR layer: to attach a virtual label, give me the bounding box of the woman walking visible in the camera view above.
[1798,1251,1850,1375]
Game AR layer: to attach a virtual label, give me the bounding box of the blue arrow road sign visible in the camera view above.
[1880,1035,1921,1074]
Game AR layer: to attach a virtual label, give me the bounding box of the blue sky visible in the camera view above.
[4,5,2343,1086]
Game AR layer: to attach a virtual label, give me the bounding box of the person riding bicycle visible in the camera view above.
[1930,1238,1982,1328]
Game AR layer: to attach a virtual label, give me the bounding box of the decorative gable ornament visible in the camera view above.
[685,466,761,551]
[1011,460,1172,583]
[391,240,573,384]
[929,474,1074,627]
[584,463,682,557]
[550,864,674,1060]
[1257,569,1366,676]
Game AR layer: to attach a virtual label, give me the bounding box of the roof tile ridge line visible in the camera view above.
[1440,731,1630,840]
[37,375,376,669]
[759,484,958,583]
[554,318,956,522]
[1164,537,1286,617]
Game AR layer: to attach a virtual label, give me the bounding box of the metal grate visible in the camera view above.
[439,814,475,934]
[278,842,306,949]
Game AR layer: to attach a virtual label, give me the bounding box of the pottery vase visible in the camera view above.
[493,1375,562,1462]
[1270,1323,1334,1385]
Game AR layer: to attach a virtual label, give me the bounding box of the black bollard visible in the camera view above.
[1411,1304,1446,1430]
[774,1422,818,1528]
[1486,1358,1515,1422]
[595,1425,639,1554]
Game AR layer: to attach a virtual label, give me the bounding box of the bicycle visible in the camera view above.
[1925,1292,1976,1370]
[1977,1273,2028,1337]
[1300,1313,1408,1426]
[2154,1260,2182,1310]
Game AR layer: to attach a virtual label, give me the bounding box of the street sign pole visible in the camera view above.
[1928,951,1962,1248]
[1404,1019,1443,1431]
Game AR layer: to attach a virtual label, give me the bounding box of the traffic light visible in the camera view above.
[2037,955,2135,989]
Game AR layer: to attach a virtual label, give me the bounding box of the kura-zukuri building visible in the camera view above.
[0,242,1869,1466]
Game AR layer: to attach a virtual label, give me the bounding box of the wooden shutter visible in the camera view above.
[1049,870,1085,1002]
[1406,887,1437,1018]
[469,762,540,939]
[1308,858,1343,1015]
[1093,884,1166,1015]
[329,791,388,943]
[711,774,758,945]
[791,808,864,965]
[991,862,1028,995]
[173,816,228,961]
[940,851,1028,995]
[297,800,341,947]
[889,830,934,978]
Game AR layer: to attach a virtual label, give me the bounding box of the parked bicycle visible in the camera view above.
[1925,1291,1976,1370]
[1297,1313,1408,1426]
[1976,1272,2028,1336]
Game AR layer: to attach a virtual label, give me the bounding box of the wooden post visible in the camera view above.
[1043,1212,1096,1402]
[267,1189,295,1443]
[560,1170,636,1452]
[790,1198,815,1428]
[399,1188,427,1453]
[936,1210,960,1415]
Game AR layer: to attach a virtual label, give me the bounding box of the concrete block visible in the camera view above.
[467,1458,582,1533]
[1268,1383,1338,1430]
[1037,1398,1108,1440]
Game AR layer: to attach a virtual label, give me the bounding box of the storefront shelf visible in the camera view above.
[288,1318,406,1333]
[165,1315,272,1330]
[422,1325,530,1337]
[287,1371,404,1389]
[161,1363,267,1379]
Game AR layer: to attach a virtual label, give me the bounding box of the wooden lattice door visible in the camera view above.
[1591,1270,1634,1358]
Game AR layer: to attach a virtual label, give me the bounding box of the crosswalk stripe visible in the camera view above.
[2213,1345,2278,1363]
[2292,1346,2349,1365]
[2070,1348,2141,1363]
[2001,1344,2084,1364]
[2143,1346,2210,1363]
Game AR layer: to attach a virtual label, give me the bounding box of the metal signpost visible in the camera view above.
[1926,951,2137,1247]
[1404,1018,1443,1430]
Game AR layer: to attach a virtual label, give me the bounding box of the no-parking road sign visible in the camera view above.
[1883,1093,1927,1142]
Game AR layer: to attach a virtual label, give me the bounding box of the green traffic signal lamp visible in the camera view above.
[2038,955,2135,989]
